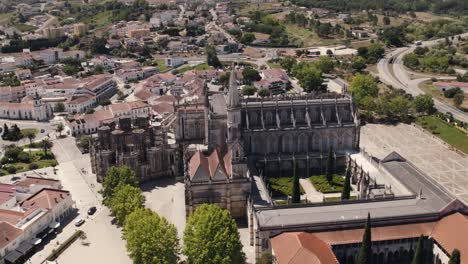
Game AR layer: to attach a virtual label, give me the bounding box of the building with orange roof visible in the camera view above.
[271,212,468,264]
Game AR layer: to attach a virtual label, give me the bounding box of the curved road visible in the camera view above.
[377,33,468,123]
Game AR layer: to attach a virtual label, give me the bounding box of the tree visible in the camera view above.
[383,16,391,25]
[316,56,334,73]
[413,94,434,114]
[349,74,379,105]
[352,56,367,72]
[56,123,64,137]
[242,68,261,85]
[292,62,323,93]
[240,32,255,44]
[325,146,334,183]
[357,213,372,264]
[23,130,36,154]
[41,138,52,156]
[54,103,65,113]
[279,56,297,74]
[183,204,245,264]
[454,93,464,108]
[411,235,425,264]
[2,124,9,140]
[123,208,179,264]
[101,166,138,204]
[241,85,257,96]
[205,45,222,68]
[366,44,385,64]
[449,249,461,264]
[403,53,420,68]
[258,88,270,97]
[341,161,352,200]
[109,184,145,225]
[291,161,300,204]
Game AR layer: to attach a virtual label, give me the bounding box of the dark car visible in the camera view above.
[87,206,97,215]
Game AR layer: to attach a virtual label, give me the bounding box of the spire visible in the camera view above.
[227,65,239,109]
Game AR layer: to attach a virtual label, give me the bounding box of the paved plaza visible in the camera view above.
[360,123,468,204]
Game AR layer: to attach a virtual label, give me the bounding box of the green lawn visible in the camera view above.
[21,128,39,136]
[309,174,345,193]
[14,23,37,32]
[324,195,357,202]
[0,150,57,176]
[267,177,304,197]
[416,115,468,154]
[266,62,282,69]
[154,59,170,72]
[177,63,210,73]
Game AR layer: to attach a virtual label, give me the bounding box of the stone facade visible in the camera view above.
[90,116,178,182]
[181,67,359,219]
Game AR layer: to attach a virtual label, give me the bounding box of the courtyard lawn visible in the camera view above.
[416,115,468,154]
[309,174,345,193]
[20,128,39,136]
[267,177,304,197]
[324,196,357,202]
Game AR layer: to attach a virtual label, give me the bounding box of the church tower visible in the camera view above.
[226,65,246,179]
[227,66,241,144]
[33,92,50,121]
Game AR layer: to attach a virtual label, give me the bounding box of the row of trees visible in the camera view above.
[349,74,435,121]
[2,124,22,141]
[101,166,246,264]
[403,44,468,74]
[357,214,461,264]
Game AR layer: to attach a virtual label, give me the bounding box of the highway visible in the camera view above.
[377,33,468,123]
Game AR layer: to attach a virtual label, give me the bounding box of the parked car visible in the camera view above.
[74,218,85,227]
[87,206,97,215]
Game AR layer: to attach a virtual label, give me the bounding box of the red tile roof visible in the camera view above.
[189,149,231,181]
[271,232,339,264]
[20,188,70,210]
[15,176,59,188]
[0,222,22,249]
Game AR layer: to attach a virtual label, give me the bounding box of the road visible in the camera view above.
[377,32,468,123]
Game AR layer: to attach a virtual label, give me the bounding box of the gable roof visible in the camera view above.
[189,149,230,182]
[271,232,339,264]
[20,188,70,210]
[0,222,22,249]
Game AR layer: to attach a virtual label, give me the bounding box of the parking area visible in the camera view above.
[360,123,468,204]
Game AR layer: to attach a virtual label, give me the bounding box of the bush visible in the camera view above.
[17,152,32,163]
[6,166,17,174]
[29,163,39,170]
[444,87,463,98]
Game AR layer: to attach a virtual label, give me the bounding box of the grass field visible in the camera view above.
[0,150,57,175]
[14,23,37,32]
[267,177,304,197]
[154,59,170,72]
[416,115,468,154]
[309,174,345,193]
[284,24,343,47]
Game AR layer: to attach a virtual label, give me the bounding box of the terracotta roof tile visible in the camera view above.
[20,188,70,210]
[0,222,22,249]
[271,232,339,264]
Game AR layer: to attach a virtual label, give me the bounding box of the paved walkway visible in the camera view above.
[299,178,323,202]
[361,123,468,204]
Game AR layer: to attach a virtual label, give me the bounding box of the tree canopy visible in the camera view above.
[123,208,179,264]
[183,204,245,264]
[101,166,138,204]
[449,249,461,264]
[292,62,323,93]
[109,184,145,225]
[242,68,261,85]
[413,94,434,114]
[206,45,222,68]
[349,74,379,105]
[357,213,372,264]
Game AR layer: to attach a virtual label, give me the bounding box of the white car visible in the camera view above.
[74,218,85,227]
